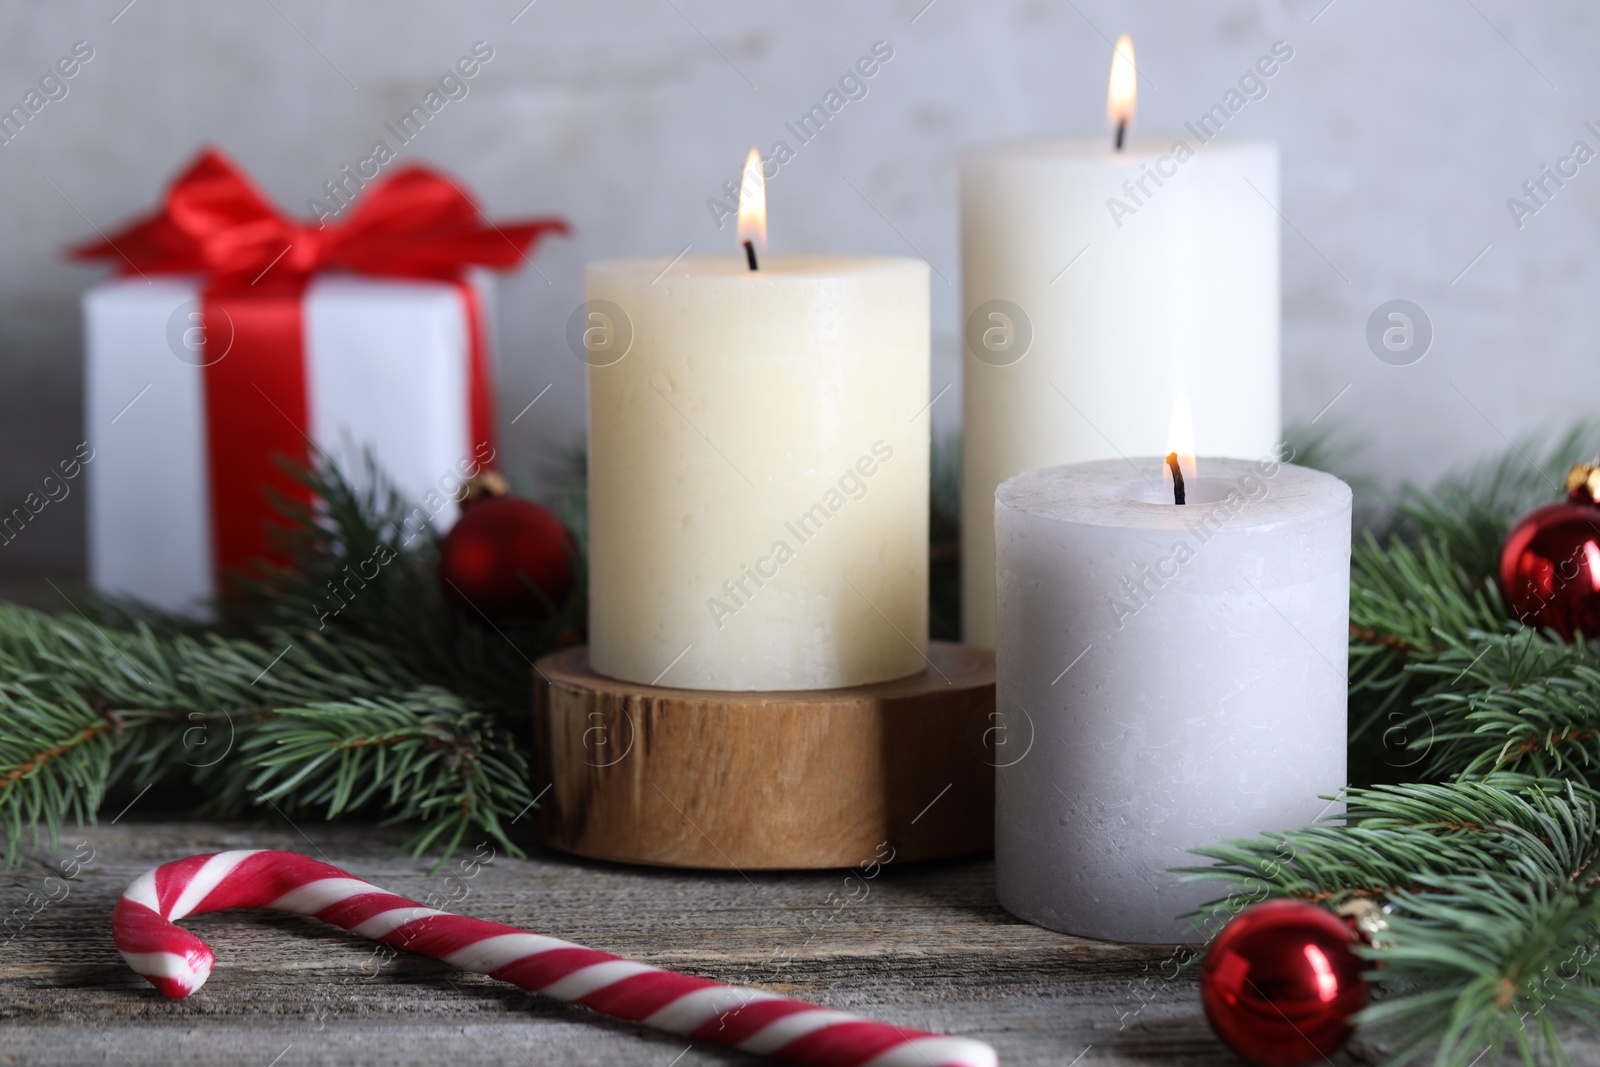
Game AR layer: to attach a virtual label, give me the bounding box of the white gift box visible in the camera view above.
[84,273,495,612]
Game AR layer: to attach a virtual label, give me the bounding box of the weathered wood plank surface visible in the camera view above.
[0,819,1517,1066]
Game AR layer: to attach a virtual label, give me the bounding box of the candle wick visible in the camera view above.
[1114,118,1127,152]
[743,240,759,271]
[1165,452,1186,505]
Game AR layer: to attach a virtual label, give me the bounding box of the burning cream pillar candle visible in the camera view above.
[586,254,930,691]
[993,456,1350,943]
[960,39,1284,646]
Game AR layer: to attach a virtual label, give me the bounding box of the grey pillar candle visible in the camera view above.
[993,455,1351,943]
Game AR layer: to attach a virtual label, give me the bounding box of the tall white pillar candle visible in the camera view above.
[586,254,930,691]
[961,138,1281,645]
[994,456,1350,943]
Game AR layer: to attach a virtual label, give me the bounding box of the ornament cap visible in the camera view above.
[461,470,510,508]
[1335,897,1390,943]
[1564,460,1600,504]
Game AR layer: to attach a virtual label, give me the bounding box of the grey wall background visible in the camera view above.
[1,0,1594,572]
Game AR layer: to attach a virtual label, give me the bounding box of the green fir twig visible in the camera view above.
[1187,422,1600,1067]
[0,451,573,868]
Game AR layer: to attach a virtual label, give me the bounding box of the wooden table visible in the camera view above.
[0,820,1401,1065]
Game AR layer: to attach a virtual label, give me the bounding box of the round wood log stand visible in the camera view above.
[532,643,996,870]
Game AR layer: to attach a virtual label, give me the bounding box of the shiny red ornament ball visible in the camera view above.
[1500,464,1600,639]
[1201,899,1368,1067]
[439,493,574,619]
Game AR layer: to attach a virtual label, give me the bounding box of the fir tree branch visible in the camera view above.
[1185,779,1600,1066]
[229,451,584,728]
[235,694,531,865]
[0,451,571,868]
[1409,631,1600,784]
[0,680,121,859]
[0,602,532,868]
[1191,422,1600,1067]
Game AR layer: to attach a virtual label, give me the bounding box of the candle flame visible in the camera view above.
[737,148,767,249]
[1164,390,1197,485]
[1107,35,1136,133]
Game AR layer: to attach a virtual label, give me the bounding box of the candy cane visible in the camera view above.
[113,850,996,1067]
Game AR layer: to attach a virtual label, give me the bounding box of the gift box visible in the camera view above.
[75,149,566,612]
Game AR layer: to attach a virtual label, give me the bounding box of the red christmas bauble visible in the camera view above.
[1201,899,1368,1067]
[440,489,574,620]
[1500,463,1600,639]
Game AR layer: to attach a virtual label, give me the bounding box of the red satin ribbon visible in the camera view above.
[72,148,567,589]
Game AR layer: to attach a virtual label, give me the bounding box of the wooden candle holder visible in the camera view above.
[532,643,996,870]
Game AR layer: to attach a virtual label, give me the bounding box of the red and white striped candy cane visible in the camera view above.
[113,850,996,1067]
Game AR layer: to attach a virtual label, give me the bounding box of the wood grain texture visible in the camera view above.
[533,643,996,869]
[0,819,1312,1066]
[2,821,1589,1066]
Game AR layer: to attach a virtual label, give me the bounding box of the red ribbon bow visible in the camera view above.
[73,148,568,591]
